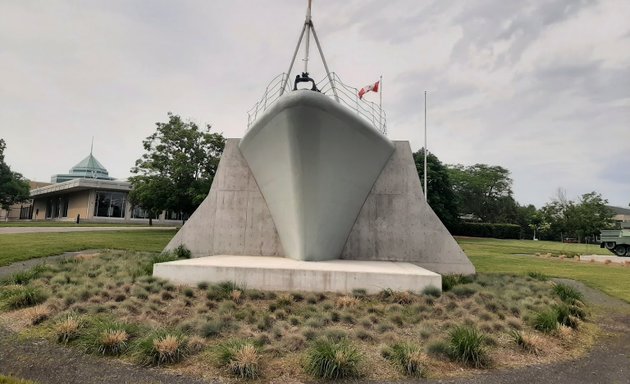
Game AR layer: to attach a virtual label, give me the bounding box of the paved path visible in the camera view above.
[0,226,177,234]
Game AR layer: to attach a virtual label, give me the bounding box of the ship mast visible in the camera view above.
[280,0,339,102]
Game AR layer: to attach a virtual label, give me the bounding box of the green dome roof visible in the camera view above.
[50,152,115,183]
[70,153,109,177]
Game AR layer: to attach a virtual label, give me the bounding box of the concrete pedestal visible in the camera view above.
[153,255,441,294]
[164,139,475,276]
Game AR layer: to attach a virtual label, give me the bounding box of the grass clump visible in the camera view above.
[25,305,52,325]
[3,265,50,285]
[422,285,441,297]
[304,338,362,379]
[79,317,137,355]
[553,283,583,304]
[442,274,474,291]
[216,341,261,379]
[509,329,541,354]
[0,375,39,384]
[351,288,367,298]
[136,332,187,366]
[201,319,228,338]
[0,285,47,309]
[448,325,489,368]
[173,244,192,259]
[527,271,548,281]
[55,315,81,344]
[532,308,559,333]
[382,342,425,377]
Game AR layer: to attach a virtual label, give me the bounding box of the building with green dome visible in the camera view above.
[23,151,182,224]
[50,152,115,183]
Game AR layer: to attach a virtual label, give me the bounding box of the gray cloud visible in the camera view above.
[1,0,629,209]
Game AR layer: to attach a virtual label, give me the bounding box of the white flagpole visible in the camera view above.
[424,90,428,201]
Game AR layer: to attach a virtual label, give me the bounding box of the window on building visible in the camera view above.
[45,196,69,218]
[94,192,126,218]
[164,211,189,221]
[131,206,150,219]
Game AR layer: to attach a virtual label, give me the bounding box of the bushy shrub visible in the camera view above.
[448,326,489,368]
[305,338,362,379]
[382,342,425,377]
[216,341,260,379]
[452,222,521,239]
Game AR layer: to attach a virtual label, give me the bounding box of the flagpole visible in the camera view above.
[424,90,428,201]
[379,75,383,132]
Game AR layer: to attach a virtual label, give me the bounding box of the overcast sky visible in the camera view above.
[1,0,629,208]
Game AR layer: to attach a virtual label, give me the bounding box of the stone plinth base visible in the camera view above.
[153,256,441,294]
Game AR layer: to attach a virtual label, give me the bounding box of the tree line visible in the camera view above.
[413,149,616,242]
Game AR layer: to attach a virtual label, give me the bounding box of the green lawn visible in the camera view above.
[457,237,630,303]
[0,230,177,266]
[1,232,628,303]
[0,222,173,227]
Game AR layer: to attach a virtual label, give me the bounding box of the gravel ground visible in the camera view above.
[1,256,628,384]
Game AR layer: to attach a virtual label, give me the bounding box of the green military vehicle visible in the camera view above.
[600,222,630,256]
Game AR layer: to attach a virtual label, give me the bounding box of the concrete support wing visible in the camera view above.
[164,139,283,257]
[341,141,475,275]
[165,138,475,275]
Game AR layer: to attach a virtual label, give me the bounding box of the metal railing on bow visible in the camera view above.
[246,72,387,135]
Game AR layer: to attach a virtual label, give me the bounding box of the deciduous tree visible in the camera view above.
[0,139,30,214]
[446,164,517,223]
[540,190,614,242]
[413,148,459,228]
[129,113,225,222]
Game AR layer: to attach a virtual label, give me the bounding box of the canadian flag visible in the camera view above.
[358,80,379,99]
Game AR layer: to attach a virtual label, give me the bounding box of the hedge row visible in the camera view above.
[451,222,521,239]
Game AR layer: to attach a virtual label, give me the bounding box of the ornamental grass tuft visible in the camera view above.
[447,325,489,368]
[216,341,261,379]
[382,342,425,377]
[304,338,362,379]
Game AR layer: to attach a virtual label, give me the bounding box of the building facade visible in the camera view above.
[7,152,182,224]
